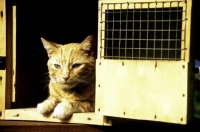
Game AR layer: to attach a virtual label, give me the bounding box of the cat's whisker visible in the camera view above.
[38,73,50,90]
[38,73,50,83]
[43,79,50,84]
[40,77,50,90]
[38,77,50,84]
[42,72,49,76]
[43,83,49,91]
[79,79,94,86]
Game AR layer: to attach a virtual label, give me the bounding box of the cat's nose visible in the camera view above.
[63,76,70,81]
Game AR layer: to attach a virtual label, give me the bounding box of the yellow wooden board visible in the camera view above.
[0,70,6,119]
[99,2,186,9]
[185,0,192,62]
[0,0,6,56]
[5,108,111,126]
[95,59,192,124]
[99,0,189,3]
[12,5,17,102]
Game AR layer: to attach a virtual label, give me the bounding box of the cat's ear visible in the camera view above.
[80,35,95,56]
[41,38,59,57]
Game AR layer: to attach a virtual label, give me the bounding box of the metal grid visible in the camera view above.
[99,1,186,60]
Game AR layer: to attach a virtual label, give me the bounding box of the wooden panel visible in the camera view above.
[12,5,16,102]
[0,0,6,120]
[98,1,105,59]
[0,70,6,119]
[185,1,192,62]
[98,1,102,59]
[5,108,111,126]
[99,1,185,10]
[181,4,186,60]
[95,59,191,124]
[0,0,6,56]
[99,0,187,4]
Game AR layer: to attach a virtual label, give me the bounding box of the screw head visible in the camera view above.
[0,11,3,17]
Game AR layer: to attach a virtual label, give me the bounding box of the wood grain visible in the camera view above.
[5,108,111,126]
[0,0,6,56]
[95,59,191,124]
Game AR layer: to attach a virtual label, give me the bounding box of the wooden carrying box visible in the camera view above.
[0,0,194,125]
[0,0,111,126]
[95,0,194,125]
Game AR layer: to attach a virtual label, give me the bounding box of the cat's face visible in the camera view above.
[41,35,96,89]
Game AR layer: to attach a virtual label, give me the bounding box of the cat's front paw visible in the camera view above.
[37,100,56,114]
[53,101,74,120]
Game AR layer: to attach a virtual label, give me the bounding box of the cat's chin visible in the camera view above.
[59,83,77,89]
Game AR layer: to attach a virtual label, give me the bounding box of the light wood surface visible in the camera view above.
[5,108,111,126]
[99,0,188,3]
[95,59,191,124]
[0,0,6,120]
[12,5,16,102]
[0,0,6,56]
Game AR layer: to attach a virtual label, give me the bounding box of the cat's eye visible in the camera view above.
[54,64,61,69]
[72,63,81,68]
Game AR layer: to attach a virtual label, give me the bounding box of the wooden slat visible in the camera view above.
[181,3,186,60]
[99,0,187,4]
[0,0,6,120]
[184,0,193,121]
[98,1,106,59]
[12,5,16,102]
[5,108,111,126]
[98,1,102,59]
[95,59,191,124]
[0,70,6,119]
[184,1,192,62]
[0,0,6,56]
[100,1,185,9]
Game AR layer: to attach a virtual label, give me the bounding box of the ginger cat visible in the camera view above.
[37,35,96,119]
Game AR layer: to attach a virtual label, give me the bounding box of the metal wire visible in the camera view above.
[100,1,186,60]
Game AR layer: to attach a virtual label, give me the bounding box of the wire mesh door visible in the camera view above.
[99,1,187,60]
[96,0,193,124]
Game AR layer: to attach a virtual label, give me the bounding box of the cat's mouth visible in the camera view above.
[60,81,76,85]
[58,82,78,88]
[52,78,79,88]
[55,78,75,84]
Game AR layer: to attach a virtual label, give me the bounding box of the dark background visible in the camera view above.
[14,0,98,107]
